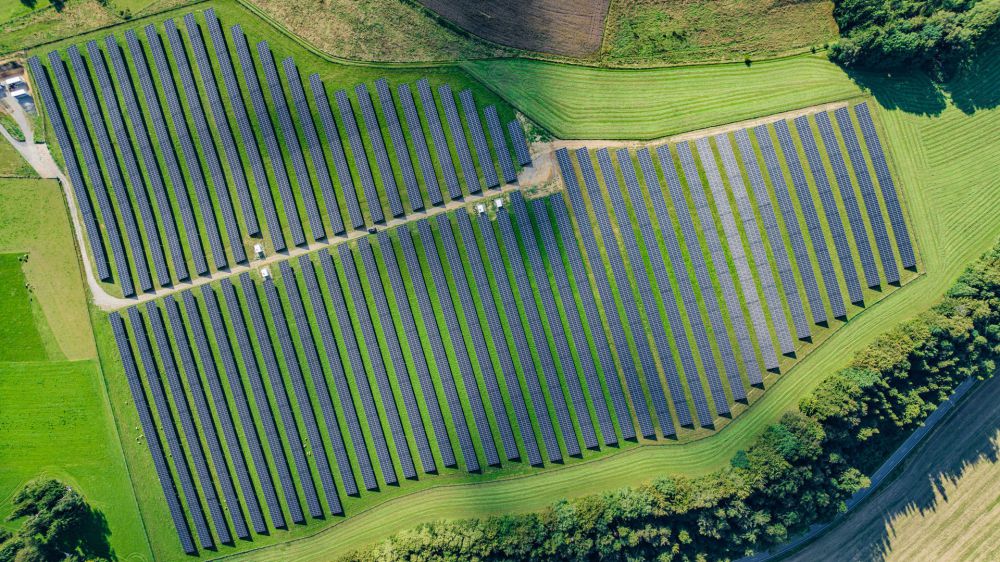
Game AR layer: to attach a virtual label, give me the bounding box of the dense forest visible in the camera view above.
[344,242,1000,561]
[830,0,1000,77]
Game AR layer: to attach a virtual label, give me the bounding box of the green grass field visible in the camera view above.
[33,0,521,297]
[227,49,1000,561]
[0,175,149,559]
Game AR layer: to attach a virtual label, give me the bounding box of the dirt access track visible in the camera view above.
[416,0,610,57]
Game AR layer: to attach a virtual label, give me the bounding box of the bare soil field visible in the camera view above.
[787,373,1000,562]
[416,0,611,57]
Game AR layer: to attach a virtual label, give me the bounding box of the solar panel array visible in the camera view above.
[398,83,443,206]
[185,13,259,238]
[85,40,169,287]
[794,115,864,304]
[485,105,518,184]
[600,149,709,426]
[439,85,482,194]
[460,89,500,189]
[555,148,654,438]
[834,107,899,284]
[283,58,345,236]
[151,22,228,271]
[36,11,528,295]
[673,143,760,390]
[231,24,306,247]
[574,148,679,433]
[376,79,423,211]
[774,121,847,318]
[854,102,916,269]
[509,192,597,448]
[356,239,434,473]
[643,145,743,407]
[815,111,881,288]
[26,57,111,282]
[497,202,582,454]
[436,215,520,461]
[456,212,541,465]
[509,120,532,166]
[416,219,500,466]
[399,224,480,471]
[205,9,284,252]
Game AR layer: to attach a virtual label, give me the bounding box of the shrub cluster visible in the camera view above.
[344,242,1000,561]
[830,0,1000,77]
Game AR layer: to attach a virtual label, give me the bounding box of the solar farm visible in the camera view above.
[9,4,936,559]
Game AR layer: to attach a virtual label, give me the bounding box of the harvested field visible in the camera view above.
[787,373,1000,562]
[416,0,610,57]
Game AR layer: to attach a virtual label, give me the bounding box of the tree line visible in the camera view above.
[343,241,1000,561]
[830,0,1000,78]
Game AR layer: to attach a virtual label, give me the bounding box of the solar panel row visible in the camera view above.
[205,9,285,252]
[26,56,111,282]
[220,278,302,525]
[670,143,758,391]
[794,115,864,304]
[48,49,136,296]
[396,226,480,471]
[484,106,517,184]
[715,134,796,356]
[184,14,259,238]
[263,269,342,515]
[815,111,881,289]
[257,42,325,242]
[335,90,385,225]
[280,262,358,495]
[854,102,916,269]
[734,129,811,340]
[283,58,345,236]
[104,35,191,279]
[528,198,618,445]
[417,79,462,200]
[437,215,520,462]
[201,285,279,531]
[554,148,654,438]
[834,107,899,284]
[310,75,366,231]
[577,148,681,432]
[146,301,226,545]
[298,255,378,491]
[317,251,398,486]
[459,89,499,189]
[510,192,597,448]
[639,145,737,410]
[109,312,196,553]
[84,40,170,288]
[239,273,322,520]
[376,79,423,211]
[438,85,481,194]
[415,219,500,466]
[376,231,454,466]
[509,121,532,166]
[601,148,710,425]
[457,211,542,466]
[356,239,435,473]
[773,121,847,319]
[160,21,237,268]
[356,84,405,217]
[164,295,247,540]
[548,195,635,441]
[497,202,582,454]
[338,244,416,478]
[68,44,154,294]
[397,83,443,206]
[232,26,306,247]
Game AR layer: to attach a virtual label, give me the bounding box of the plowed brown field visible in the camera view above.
[416,0,610,57]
